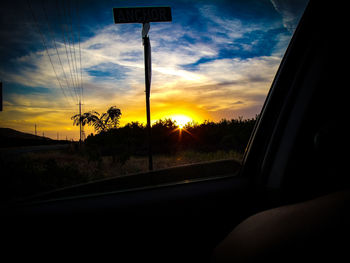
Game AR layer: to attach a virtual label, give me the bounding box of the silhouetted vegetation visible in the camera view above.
[73,106,257,159]
[1,112,257,203]
[1,115,256,203]
[84,116,258,159]
[71,106,122,133]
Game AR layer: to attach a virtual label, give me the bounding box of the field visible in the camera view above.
[1,119,254,203]
[1,146,242,203]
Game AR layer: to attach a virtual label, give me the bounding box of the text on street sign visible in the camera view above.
[113,7,172,24]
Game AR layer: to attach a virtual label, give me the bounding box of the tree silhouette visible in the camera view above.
[71,106,122,133]
[84,115,258,157]
[71,111,102,131]
[101,106,122,130]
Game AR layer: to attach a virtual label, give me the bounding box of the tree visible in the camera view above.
[101,106,122,130]
[71,111,105,132]
[71,106,122,133]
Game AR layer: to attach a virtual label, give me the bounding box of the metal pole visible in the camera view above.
[79,100,82,144]
[143,23,153,171]
[0,81,3,112]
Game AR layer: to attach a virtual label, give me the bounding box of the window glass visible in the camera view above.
[0,0,308,203]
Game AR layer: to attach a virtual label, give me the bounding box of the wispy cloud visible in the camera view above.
[2,12,282,121]
[270,0,308,32]
[0,0,306,139]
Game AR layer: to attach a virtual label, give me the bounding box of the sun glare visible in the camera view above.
[170,115,192,129]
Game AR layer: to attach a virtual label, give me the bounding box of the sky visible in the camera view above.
[0,0,308,140]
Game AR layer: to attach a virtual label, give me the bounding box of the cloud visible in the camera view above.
[3,17,282,123]
[147,54,280,120]
[270,0,309,32]
[1,1,297,139]
[199,5,247,40]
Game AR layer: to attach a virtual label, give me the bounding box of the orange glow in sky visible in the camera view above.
[0,0,305,140]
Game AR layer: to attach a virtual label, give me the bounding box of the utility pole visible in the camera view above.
[0,81,3,112]
[35,124,37,136]
[113,6,172,171]
[81,126,85,141]
[79,100,81,143]
[77,100,83,144]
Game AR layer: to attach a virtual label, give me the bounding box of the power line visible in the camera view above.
[56,0,79,104]
[62,0,80,102]
[26,0,71,106]
[68,0,84,143]
[41,0,76,105]
[76,0,84,108]
[58,0,84,142]
[68,0,81,94]
[26,0,85,142]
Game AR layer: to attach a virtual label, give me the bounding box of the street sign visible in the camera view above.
[113,7,172,24]
[113,6,172,171]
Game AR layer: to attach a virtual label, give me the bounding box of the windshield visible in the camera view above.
[0,0,308,203]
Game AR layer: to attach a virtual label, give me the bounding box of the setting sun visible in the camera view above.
[0,0,300,141]
[170,115,193,129]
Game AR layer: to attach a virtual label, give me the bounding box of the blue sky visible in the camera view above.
[0,0,308,140]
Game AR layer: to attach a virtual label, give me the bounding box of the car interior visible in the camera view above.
[3,1,349,262]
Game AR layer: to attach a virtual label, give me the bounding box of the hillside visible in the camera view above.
[0,128,50,140]
[0,127,68,148]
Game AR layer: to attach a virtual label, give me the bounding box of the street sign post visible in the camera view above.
[113,6,172,171]
[143,25,153,171]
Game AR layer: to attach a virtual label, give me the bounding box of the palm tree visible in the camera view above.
[71,111,104,132]
[71,106,122,133]
[101,106,122,130]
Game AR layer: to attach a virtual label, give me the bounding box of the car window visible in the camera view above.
[0,0,308,203]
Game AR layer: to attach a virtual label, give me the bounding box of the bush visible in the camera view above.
[85,116,257,156]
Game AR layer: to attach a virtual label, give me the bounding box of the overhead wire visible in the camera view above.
[27,0,85,119]
[64,0,85,139]
[40,0,77,105]
[56,0,79,103]
[69,0,80,96]
[61,0,79,102]
[26,0,85,141]
[26,0,72,106]
[76,0,84,111]
[57,0,85,134]
[62,0,80,102]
